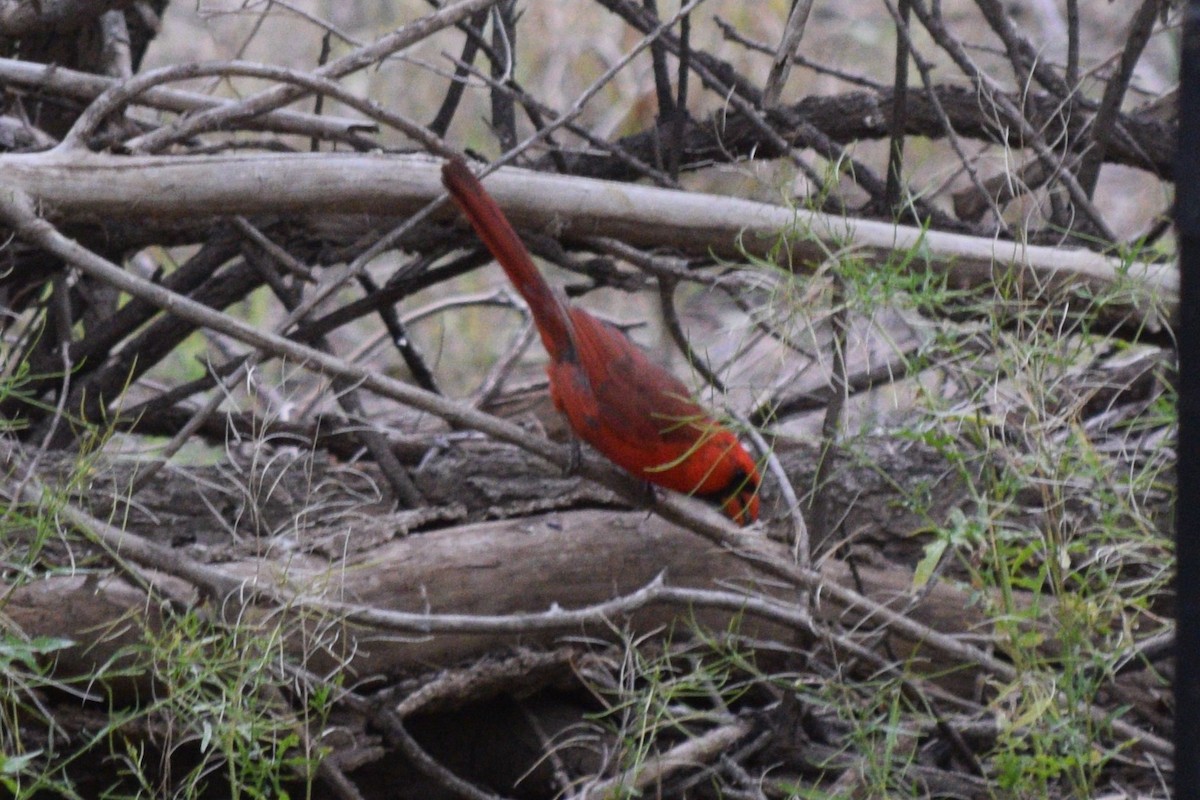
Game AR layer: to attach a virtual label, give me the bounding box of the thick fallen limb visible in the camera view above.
[0,152,1175,333]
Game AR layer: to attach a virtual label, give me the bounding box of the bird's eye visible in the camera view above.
[696,466,761,523]
[729,467,759,494]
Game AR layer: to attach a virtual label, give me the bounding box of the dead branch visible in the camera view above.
[0,152,1175,331]
[0,56,376,143]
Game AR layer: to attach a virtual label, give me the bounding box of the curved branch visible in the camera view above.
[122,0,499,153]
[59,59,453,155]
[554,85,1174,182]
[0,57,375,144]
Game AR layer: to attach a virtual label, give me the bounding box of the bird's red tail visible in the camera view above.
[442,158,575,362]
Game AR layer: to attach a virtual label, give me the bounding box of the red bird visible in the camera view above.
[441,157,761,524]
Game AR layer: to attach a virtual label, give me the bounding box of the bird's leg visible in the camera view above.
[564,435,582,476]
[636,481,666,523]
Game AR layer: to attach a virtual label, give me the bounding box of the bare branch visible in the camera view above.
[123,0,501,153]
[0,152,1175,334]
[0,56,375,144]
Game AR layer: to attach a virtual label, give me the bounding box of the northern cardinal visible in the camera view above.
[441,157,761,524]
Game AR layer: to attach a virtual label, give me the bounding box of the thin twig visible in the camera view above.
[241,242,423,507]
[355,273,443,395]
[0,56,375,144]
[884,0,911,212]
[905,0,1117,242]
[762,0,815,107]
[713,17,886,91]
[59,60,456,157]
[810,276,847,551]
[578,720,753,800]
[644,0,676,120]
[121,0,500,153]
[128,355,257,494]
[1066,0,1080,88]
[428,8,490,136]
[1074,0,1161,197]
[375,708,516,800]
[488,0,519,152]
[471,316,537,408]
[669,9,690,180]
[657,276,726,392]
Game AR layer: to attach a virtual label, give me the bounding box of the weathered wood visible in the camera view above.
[5,503,1008,701]
[0,151,1175,333]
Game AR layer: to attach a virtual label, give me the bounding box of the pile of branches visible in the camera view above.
[0,0,1180,797]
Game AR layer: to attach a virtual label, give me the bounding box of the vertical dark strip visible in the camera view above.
[668,12,690,181]
[428,9,489,137]
[310,31,332,152]
[489,0,519,153]
[1175,2,1200,794]
[643,0,675,119]
[885,0,910,214]
[1064,0,1079,89]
